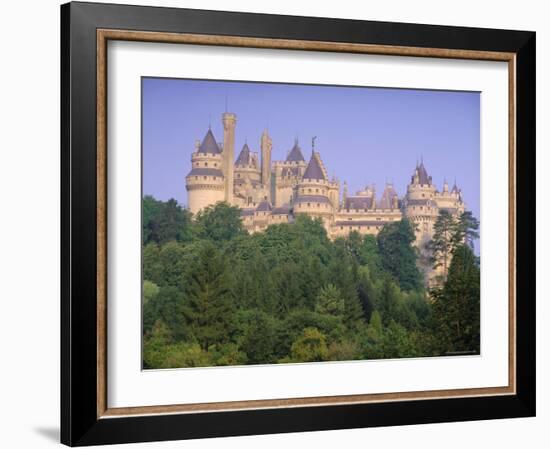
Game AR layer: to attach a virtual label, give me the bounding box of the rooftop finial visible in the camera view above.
[312,136,317,156]
[224,93,228,113]
[208,113,211,130]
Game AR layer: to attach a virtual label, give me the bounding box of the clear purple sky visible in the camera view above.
[142,77,480,227]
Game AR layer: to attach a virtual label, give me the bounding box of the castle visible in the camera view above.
[185,112,466,262]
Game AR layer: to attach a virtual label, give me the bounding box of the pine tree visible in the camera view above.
[427,210,456,278]
[315,284,345,317]
[452,211,480,250]
[183,241,236,350]
[377,219,422,291]
[431,244,480,354]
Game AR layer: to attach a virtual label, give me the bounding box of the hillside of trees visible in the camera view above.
[142,195,480,369]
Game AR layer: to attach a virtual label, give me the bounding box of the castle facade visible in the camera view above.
[186,112,465,252]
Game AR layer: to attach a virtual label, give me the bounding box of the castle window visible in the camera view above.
[214,163,217,167]
[308,188,312,193]
[213,177,216,180]
[195,176,198,180]
[377,217,381,221]
[317,203,320,207]
[204,162,208,167]
[307,203,311,207]
[204,176,207,180]
[420,206,423,210]
[340,226,343,230]
[316,188,319,193]
[422,193,425,197]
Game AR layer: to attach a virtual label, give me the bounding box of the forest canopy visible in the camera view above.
[142,195,480,369]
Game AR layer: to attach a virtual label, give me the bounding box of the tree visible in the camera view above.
[183,241,236,349]
[431,244,480,355]
[239,310,278,364]
[376,278,401,325]
[195,202,245,242]
[427,210,456,277]
[377,219,422,291]
[315,284,345,317]
[142,196,193,244]
[452,211,480,250]
[286,327,329,363]
[143,280,160,305]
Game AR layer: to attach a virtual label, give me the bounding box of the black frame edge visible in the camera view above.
[60,2,536,446]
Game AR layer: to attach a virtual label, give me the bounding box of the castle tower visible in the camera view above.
[404,160,438,241]
[185,128,225,215]
[261,130,272,194]
[272,139,307,206]
[342,181,348,207]
[293,149,338,232]
[233,142,268,207]
[222,112,237,204]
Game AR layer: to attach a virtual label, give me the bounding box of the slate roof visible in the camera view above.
[235,143,251,165]
[416,162,431,185]
[344,196,373,210]
[197,129,221,154]
[406,198,434,206]
[187,168,224,178]
[286,141,305,162]
[336,220,385,227]
[240,208,255,217]
[272,205,291,215]
[294,195,331,204]
[378,184,398,209]
[256,200,273,212]
[303,153,326,181]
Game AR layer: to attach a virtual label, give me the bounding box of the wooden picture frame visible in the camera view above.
[61,1,535,446]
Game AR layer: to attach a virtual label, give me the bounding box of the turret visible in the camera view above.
[342,181,348,207]
[261,130,272,191]
[222,112,237,204]
[186,128,225,215]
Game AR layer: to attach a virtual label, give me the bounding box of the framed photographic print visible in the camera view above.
[60,1,536,446]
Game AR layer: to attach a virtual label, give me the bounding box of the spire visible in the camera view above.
[452,178,459,194]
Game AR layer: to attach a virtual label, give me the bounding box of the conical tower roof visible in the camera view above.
[286,140,305,162]
[198,128,221,154]
[416,160,431,185]
[235,143,252,165]
[303,152,327,181]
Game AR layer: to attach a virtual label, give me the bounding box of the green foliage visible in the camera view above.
[431,244,480,355]
[183,241,236,350]
[315,284,345,317]
[377,218,422,291]
[427,210,456,276]
[143,280,160,304]
[141,196,480,368]
[195,202,246,242]
[143,196,193,244]
[284,327,329,363]
[453,211,480,250]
